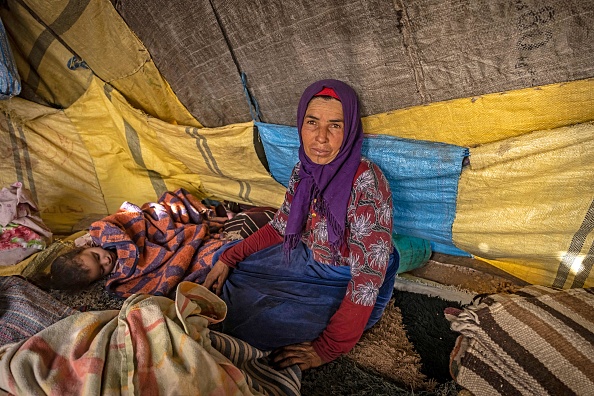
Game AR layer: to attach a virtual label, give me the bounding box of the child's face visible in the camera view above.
[77,247,117,282]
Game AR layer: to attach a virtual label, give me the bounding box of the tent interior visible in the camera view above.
[0,0,593,395]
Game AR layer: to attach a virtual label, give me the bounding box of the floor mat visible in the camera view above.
[394,291,462,384]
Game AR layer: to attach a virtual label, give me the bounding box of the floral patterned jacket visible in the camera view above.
[272,157,393,306]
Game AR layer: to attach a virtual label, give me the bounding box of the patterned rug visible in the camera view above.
[301,290,464,395]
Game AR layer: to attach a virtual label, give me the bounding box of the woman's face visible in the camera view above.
[301,97,344,165]
[77,247,117,281]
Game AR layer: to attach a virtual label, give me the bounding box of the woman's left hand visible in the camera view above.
[202,260,230,295]
[270,342,324,371]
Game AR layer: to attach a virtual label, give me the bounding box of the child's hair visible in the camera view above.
[29,247,95,291]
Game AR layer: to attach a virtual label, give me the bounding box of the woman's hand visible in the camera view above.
[270,342,324,371]
[203,260,230,295]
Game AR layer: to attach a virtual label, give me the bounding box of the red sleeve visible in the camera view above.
[219,223,282,267]
[311,299,373,362]
[312,161,393,362]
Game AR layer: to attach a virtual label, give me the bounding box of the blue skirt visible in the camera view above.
[217,241,398,350]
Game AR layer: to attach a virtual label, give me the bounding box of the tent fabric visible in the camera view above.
[113,0,594,128]
[113,0,252,127]
[63,76,208,214]
[0,0,593,289]
[0,97,108,234]
[0,0,200,127]
[362,78,594,146]
[453,122,594,288]
[257,121,468,249]
[0,76,285,234]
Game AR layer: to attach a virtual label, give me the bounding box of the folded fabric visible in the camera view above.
[0,224,46,266]
[447,285,594,396]
[0,182,52,265]
[0,281,300,395]
[222,208,276,241]
[0,182,51,239]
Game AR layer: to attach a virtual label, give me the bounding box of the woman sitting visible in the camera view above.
[203,79,398,371]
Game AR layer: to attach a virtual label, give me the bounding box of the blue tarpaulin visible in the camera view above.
[0,18,20,100]
[257,122,470,256]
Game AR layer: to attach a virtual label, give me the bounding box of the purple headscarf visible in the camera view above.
[283,79,364,258]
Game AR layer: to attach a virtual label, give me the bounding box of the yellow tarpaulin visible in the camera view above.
[0,0,199,126]
[65,77,286,211]
[453,122,594,288]
[0,97,107,234]
[364,78,594,146]
[0,76,285,234]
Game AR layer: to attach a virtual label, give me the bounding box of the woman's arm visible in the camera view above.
[218,223,283,266]
[204,165,300,294]
[203,224,283,294]
[219,163,300,267]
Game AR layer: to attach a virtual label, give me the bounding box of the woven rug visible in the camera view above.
[300,290,464,395]
[447,285,594,396]
[0,276,77,345]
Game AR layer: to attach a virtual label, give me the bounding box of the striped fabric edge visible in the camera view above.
[222,210,276,241]
[185,127,253,204]
[450,286,594,396]
[454,349,525,396]
[454,322,553,395]
[210,331,301,396]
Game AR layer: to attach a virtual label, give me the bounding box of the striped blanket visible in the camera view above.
[0,281,300,396]
[447,285,594,395]
[210,332,301,396]
[90,188,225,297]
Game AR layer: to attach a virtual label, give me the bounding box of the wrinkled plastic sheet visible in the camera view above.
[0,18,20,99]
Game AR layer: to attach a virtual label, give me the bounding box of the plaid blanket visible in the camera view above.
[90,189,225,297]
[447,285,594,396]
[0,281,300,396]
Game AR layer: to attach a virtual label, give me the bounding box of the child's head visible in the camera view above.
[35,246,117,290]
[67,247,117,281]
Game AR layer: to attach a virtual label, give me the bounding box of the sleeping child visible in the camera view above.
[29,188,226,298]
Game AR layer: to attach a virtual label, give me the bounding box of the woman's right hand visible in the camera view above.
[203,260,230,295]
